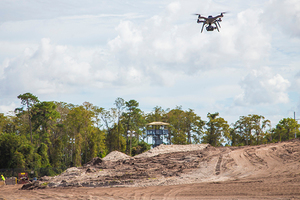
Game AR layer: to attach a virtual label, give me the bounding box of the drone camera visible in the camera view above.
[206,25,215,31]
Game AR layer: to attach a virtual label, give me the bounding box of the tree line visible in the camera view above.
[0,93,299,175]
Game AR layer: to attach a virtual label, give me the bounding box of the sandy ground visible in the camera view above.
[1,140,300,199]
[1,178,300,200]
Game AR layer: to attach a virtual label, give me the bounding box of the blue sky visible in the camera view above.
[0,0,300,126]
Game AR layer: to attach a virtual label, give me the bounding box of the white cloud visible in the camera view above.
[0,100,17,115]
[0,0,300,128]
[106,2,274,77]
[0,37,157,98]
[234,9,271,61]
[296,71,300,85]
[0,38,96,96]
[263,0,300,38]
[167,1,181,13]
[109,20,143,56]
[0,0,276,97]
[235,67,290,106]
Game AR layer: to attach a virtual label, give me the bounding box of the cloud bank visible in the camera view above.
[0,0,300,125]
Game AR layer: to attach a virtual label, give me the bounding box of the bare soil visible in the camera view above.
[1,140,300,199]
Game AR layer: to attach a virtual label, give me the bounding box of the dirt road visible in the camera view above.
[1,178,300,200]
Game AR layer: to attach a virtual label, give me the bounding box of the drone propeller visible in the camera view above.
[221,12,228,16]
[193,13,202,19]
[196,15,201,19]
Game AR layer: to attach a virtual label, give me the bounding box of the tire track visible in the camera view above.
[215,155,223,175]
[243,149,267,166]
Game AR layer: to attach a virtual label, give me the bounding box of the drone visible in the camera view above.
[194,12,226,33]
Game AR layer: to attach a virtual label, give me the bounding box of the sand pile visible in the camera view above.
[102,151,131,161]
[134,144,210,158]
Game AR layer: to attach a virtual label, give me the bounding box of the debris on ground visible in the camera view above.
[20,139,300,190]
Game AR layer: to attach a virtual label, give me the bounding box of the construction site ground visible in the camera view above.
[1,139,300,200]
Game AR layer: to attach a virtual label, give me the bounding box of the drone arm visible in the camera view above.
[198,16,207,20]
[214,15,222,19]
[215,12,225,19]
[197,20,205,23]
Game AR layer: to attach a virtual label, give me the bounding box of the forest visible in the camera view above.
[0,92,300,177]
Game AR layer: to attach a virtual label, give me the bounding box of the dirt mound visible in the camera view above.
[102,151,131,161]
[20,139,300,191]
[134,144,210,158]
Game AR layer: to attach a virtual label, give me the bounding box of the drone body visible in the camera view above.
[195,12,226,33]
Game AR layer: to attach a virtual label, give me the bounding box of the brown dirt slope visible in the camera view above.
[1,139,300,199]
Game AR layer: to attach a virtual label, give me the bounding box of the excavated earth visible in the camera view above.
[1,139,300,199]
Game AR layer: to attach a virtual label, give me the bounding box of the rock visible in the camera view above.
[86,168,96,173]
[20,181,47,190]
[20,182,33,190]
[47,182,57,187]
[39,176,50,181]
[73,182,82,187]
[85,157,103,166]
[61,167,81,176]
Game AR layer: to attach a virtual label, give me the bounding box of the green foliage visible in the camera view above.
[167,106,187,144]
[122,100,146,153]
[106,124,121,152]
[184,109,205,144]
[114,97,125,151]
[165,107,205,145]
[17,93,39,108]
[49,138,63,168]
[122,100,145,133]
[16,92,40,144]
[37,143,50,168]
[31,101,61,145]
[1,93,300,177]
[132,140,151,156]
[271,118,300,142]
[0,133,36,169]
[233,115,271,146]
[145,106,168,123]
[0,114,9,133]
[39,165,56,177]
[202,113,230,146]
